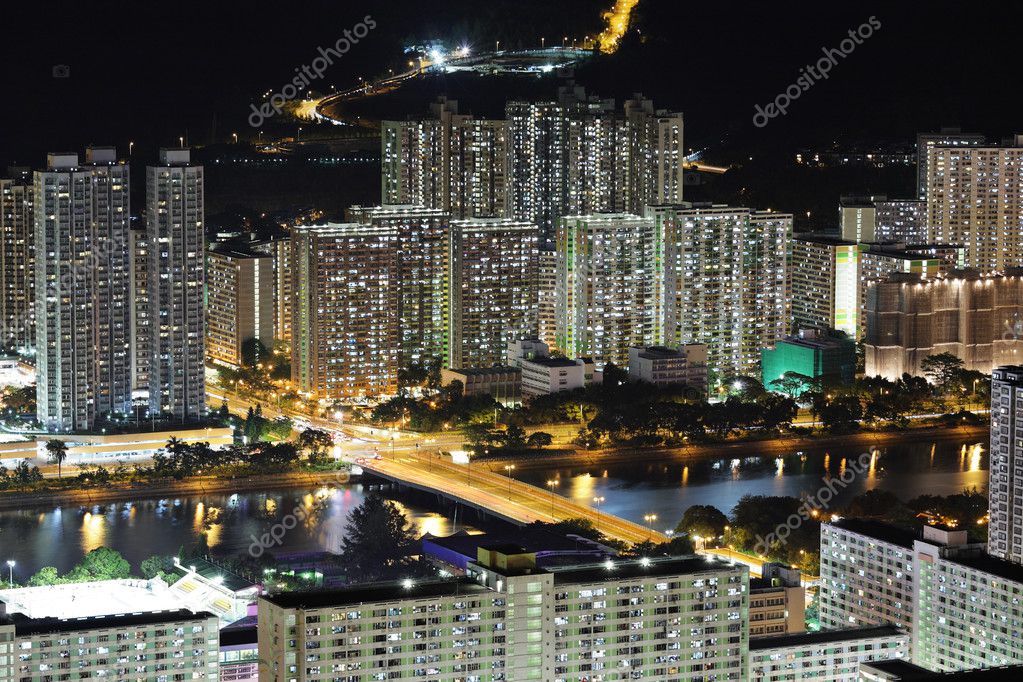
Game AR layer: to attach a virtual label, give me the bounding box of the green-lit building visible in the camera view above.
[761,328,856,395]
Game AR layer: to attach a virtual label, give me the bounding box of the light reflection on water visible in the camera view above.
[0,438,990,578]
[0,484,459,577]
[517,438,988,531]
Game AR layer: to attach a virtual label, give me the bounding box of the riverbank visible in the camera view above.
[477,424,989,472]
[0,470,350,512]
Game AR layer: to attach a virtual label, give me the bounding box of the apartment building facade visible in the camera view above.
[258,552,749,682]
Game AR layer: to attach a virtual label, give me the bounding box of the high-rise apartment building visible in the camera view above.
[382,98,508,219]
[258,551,749,682]
[0,169,34,353]
[925,139,1023,271]
[749,626,909,682]
[346,205,450,367]
[206,246,274,368]
[0,607,220,682]
[820,520,917,633]
[989,366,1023,564]
[790,235,860,338]
[129,225,150,396]
[34,148,132,432]
[508,88,684,239]
[537,247,558,349]
[556,213,658,366]
[291,223,400,399]
[448,218,539,368]
[821,519,1023,672]
[272,235,292,343]
[839,197,879,243]
[864,269,1023,380]
[146,148,206,422]
[874,199,927,243]
[648,204,791,376]
[915,129,985,200]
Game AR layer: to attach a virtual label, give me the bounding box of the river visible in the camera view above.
[0,437,987,578]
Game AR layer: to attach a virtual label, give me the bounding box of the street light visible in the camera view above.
[5,560,14,588]
[593,495,605,532]
[546,479,558,519]
[504,464,516,498]
[644,513,658,539]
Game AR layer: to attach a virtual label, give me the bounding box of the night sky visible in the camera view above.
[1,0,1019,169]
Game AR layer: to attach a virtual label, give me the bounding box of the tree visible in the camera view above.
[12,459,42,489]
[66,547,131,582]
[298,429,333,459]
[602,362,629,388]
[45,439,68,478]
[241,337,270,368]
[2,384,36,414]
[27,566,62,586]
[140,555,172,580]
[502,424,527,450]
[525,518,605,543]
[818,394,863,433]
[337,494,422,583]
[843,489,910,521]
[526,431,553,448]
[920,352,966,392]
[677,505,728,541]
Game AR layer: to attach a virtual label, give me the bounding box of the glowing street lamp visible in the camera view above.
[504,464,516,498]
[5,560,14,588]
[644,513,658,538]
[593,495,605,532]
[546,479,558,519]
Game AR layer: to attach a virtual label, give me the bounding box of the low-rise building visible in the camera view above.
[627,344,708,395]
[518,357,604,398]
[761,329,856,395]
[506,338,602,398]
[748,625,909,682]
[749,563,805,638]
[439,366,521,405]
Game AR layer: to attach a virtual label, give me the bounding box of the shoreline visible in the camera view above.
[476,424,990,472]
[0,470,349,513]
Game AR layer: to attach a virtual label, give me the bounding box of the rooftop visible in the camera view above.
[949,549,1023,585]
[631,346,685,360]
[261,577,491,610]
[444,366,520,376]
[551,555,742,585]
[3,609,214,637]
[792,233,858,246]
[522,357,579,368]
[750,624,904,651]
[825,519,917,549]
[861,659,1023,680]
[0,579,189,620]
[423,528,611,557]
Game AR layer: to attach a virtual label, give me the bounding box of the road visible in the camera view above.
[361,447,667,546]
[207,386,661,545]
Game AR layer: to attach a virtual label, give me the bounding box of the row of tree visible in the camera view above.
[676,487,990,573]
[20,547,174,587]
